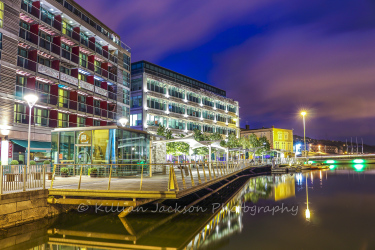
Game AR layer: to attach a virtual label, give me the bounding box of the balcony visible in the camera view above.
[17,56,36,72]
[38,64,60,79]
[94,86,108,97]
[39,38,51,51]
[60,73,78,86]
[19,29,38,45]
[21,0,39,18]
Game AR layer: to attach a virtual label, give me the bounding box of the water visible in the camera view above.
[2,164,375,250]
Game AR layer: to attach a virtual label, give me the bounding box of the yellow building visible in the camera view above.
[240,126,294,157]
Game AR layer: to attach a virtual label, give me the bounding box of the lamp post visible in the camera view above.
[24,94,38,187]
[119,117,128,127]
[301,111,307,159]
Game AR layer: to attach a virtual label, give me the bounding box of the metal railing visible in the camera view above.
[0,165,52,194]
[49,161,256,192]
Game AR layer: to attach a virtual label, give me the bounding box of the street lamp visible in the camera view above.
[301,111,307,159]
[119,117,128,127]
[24,94,38,169]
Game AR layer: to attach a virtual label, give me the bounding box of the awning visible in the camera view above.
[11,140,51,152]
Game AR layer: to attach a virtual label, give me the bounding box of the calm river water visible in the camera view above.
[2,164,375,250]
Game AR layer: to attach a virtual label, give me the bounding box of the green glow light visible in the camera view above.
[329,165,336,170]
[326,160,335,164]
[354,164,365,171]
[353,159,364,164]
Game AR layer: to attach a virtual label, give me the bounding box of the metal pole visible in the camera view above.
[362,138,364,154]
[356,137,358,155]
[303,115,306,161]
[42,164,46,189]
[25,106,32,192]
[0,165,3,194]
[23,165,26,191]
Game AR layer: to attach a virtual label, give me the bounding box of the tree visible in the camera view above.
[256,136,271,156]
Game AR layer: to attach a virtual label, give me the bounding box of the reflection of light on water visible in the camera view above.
[354,164,365,171]
[326,160,335,164]
[305,208,310,220]
[353,159,364,164]
[329,165,336,170]
[235,206,241,214]
[295,173,303,184]
[319,171,322,180]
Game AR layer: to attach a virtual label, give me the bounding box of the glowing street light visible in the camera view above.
[119,117,128,127]
[24,94,38,188]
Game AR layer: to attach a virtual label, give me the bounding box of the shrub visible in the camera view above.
[10,160,19,165]
[61,167,69,174]
[88,167,98,175]
[29,160,37,165]
[43,160,50,164]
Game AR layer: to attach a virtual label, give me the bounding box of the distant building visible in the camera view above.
[294,142,339,156]
[241,125,294,158]
[130,61,240,137]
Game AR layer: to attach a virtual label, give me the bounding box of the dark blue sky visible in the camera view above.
[77,0,375,144]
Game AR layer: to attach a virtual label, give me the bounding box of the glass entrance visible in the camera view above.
[75,145,91,164]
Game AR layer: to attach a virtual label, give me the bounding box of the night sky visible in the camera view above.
[76,0,375,144]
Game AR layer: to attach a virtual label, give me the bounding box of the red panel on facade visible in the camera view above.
[86,96,94,114]
[71,68,78,78]
[101,62,108,78]
[88,55,95,71]
[53,15,62,31]
[52,60,60,71]
[27,50,37,72]
[89,37,95,51]
[101,81,108,90]
[31,1,40,18]
[86,117,93,126]
[30,24,39,45]
[100,100,107,110]
[50,85,58,105]
[72,27,80,41]
[52,36,61,55]
[49,110,58,128]
[69,114,77,127]
[87,75,94,84]
[26,77,36,90]
[70,91,78,110]
[71,46,80,64]
[100,121,107,126]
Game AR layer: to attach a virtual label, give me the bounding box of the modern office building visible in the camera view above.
[241,125,294,158]
[130,61,240,137]
[0,0,131,164]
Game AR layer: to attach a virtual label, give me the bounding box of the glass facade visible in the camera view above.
[51,127,150,164]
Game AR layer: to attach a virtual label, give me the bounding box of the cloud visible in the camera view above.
[211,24,375,139]
[76,0,278,60]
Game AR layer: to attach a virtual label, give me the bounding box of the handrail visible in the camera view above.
[47,161,256,192]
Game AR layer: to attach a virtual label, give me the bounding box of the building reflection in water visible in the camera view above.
[9,174,301,250]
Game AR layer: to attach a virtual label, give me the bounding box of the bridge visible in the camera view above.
[46,161,268,217]
[296,153,375,163]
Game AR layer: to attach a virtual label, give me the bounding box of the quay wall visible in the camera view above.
[0,190,73,229]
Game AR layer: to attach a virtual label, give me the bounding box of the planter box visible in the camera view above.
[61,173,69,177]
[47,172,53,180]
[90,173,98,178]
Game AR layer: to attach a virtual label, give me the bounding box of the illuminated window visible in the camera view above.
[0,2,4,28]
[285,132,288,140]
[278,132,282,140]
